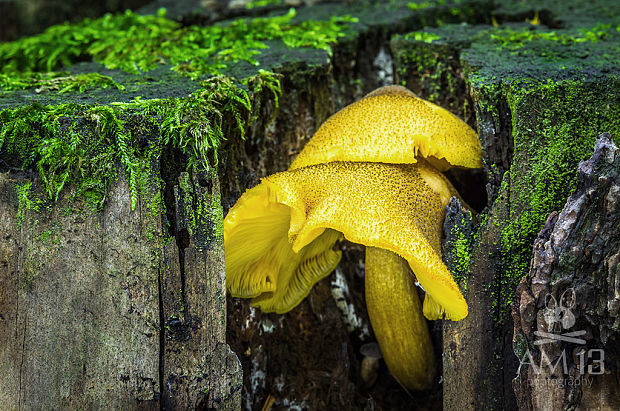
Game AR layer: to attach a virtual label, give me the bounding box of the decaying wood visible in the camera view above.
[512,134,620,410]
[0,170,161,408]
[0,157,240,408]
[162,171,241,409]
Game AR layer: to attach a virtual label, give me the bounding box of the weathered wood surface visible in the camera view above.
[162,171,242,409]
[0,159,240,409]
[512,134,620,410]
[0,170,161,408]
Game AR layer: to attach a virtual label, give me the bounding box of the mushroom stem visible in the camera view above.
[365,247,436,390]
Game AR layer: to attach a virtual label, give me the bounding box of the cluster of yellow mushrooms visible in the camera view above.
[224,85,482,390]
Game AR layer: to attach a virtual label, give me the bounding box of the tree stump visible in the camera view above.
[0,0,619,409]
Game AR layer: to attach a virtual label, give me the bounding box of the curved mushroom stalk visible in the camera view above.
[365,247,436,390]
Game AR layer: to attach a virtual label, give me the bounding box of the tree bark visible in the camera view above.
[512,134,620,410]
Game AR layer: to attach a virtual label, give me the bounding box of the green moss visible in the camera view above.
[0,7,357,90]
[178,172,195,232]
[442,204,476,292]
[0,72,125,93]
[464,26,620,82]
[391,29,472,116]
[2,103,131,207]
[452,228,472,282]
[1,71,281,213]
[15,182,43,230]
[488,24,612,51]
[210,192,225,241]
[21,259,39,291]
[408,1,441,11]
[403,31,441,43]
[38,222,63,246]
[466,77,620,321]
[497,78,620,309]
[243,69,282,126]
[408,0,469,12]
[175,170,223,245]
[247,0,282,9]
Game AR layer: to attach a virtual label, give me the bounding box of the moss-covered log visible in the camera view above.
[1,0,619,409]
[0,116,242,408]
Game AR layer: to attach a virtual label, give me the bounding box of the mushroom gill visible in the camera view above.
[225,160,467,319]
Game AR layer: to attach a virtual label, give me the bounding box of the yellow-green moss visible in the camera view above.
[391,28,474,116]
[0,72,124,93]
[403,31,441,43]
[247,0,282,9]
[488,24,612,51]
[408,0,462,11]
[498,78,620,307]
[1,71,281,213]
[0,7,357,90]
[15,182,42,230]
[446,217,474,292]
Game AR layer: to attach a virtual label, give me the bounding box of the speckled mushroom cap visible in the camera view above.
[225,160,468,320]
[290,85,482,171]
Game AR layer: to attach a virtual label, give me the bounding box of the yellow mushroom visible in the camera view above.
[289,85,482,171]
[225,85,481,390]
[365,246,436,390]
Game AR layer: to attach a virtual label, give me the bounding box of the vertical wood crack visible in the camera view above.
[18,311,26,411]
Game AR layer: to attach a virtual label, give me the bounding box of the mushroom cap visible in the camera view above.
[225,160,468,320]
[289,86,482,172]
